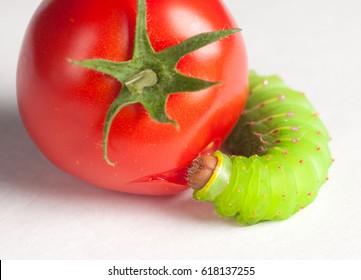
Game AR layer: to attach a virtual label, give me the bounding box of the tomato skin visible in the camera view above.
[17,0,248,195]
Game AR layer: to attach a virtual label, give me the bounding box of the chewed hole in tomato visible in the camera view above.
[134,165,189,186]
[131,140,221,187]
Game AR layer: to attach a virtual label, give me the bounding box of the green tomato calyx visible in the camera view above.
[69,0,240,166]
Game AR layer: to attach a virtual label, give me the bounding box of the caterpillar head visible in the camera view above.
[187,154,218,190]
[187,151,232,202]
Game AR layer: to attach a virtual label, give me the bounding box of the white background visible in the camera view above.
[1,0,360,259]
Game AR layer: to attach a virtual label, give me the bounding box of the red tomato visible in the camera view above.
[17,0,248,195]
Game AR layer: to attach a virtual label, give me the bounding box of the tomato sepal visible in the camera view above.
[69,0,241,166]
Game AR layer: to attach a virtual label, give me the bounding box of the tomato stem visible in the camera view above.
[125,69,158,95]
[69,0,240,166]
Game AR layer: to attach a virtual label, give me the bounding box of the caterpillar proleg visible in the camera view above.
[188,72,332,225]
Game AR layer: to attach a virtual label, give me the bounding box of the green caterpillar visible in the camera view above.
[188,71,332,225]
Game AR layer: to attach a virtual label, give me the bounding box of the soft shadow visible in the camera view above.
[0,98,227,226]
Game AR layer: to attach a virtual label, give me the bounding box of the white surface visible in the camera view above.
[1,0,360,259]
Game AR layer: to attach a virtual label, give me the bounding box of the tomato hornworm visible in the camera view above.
[188,72,332,225]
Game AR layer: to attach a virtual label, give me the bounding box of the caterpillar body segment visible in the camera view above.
[190,72,332,225]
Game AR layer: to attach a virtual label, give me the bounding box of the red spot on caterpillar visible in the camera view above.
[292,139,299,143]
[267,117,273,121]
[278,165,283,169]
[316,130,322,135]
[299,160,304,164]
[248,121,255,126]
[313,113,319,117]
[282,194,287,199]
[308,192,313,196]
[316,147,321,151]
[326,177,330,181]
[272,129,280,134]
[276,211,281,216]
[282,150,289,155]
[275,139,281,144]
[252,211,257,215]
[259,103,265,108]
[266,155,271,160]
